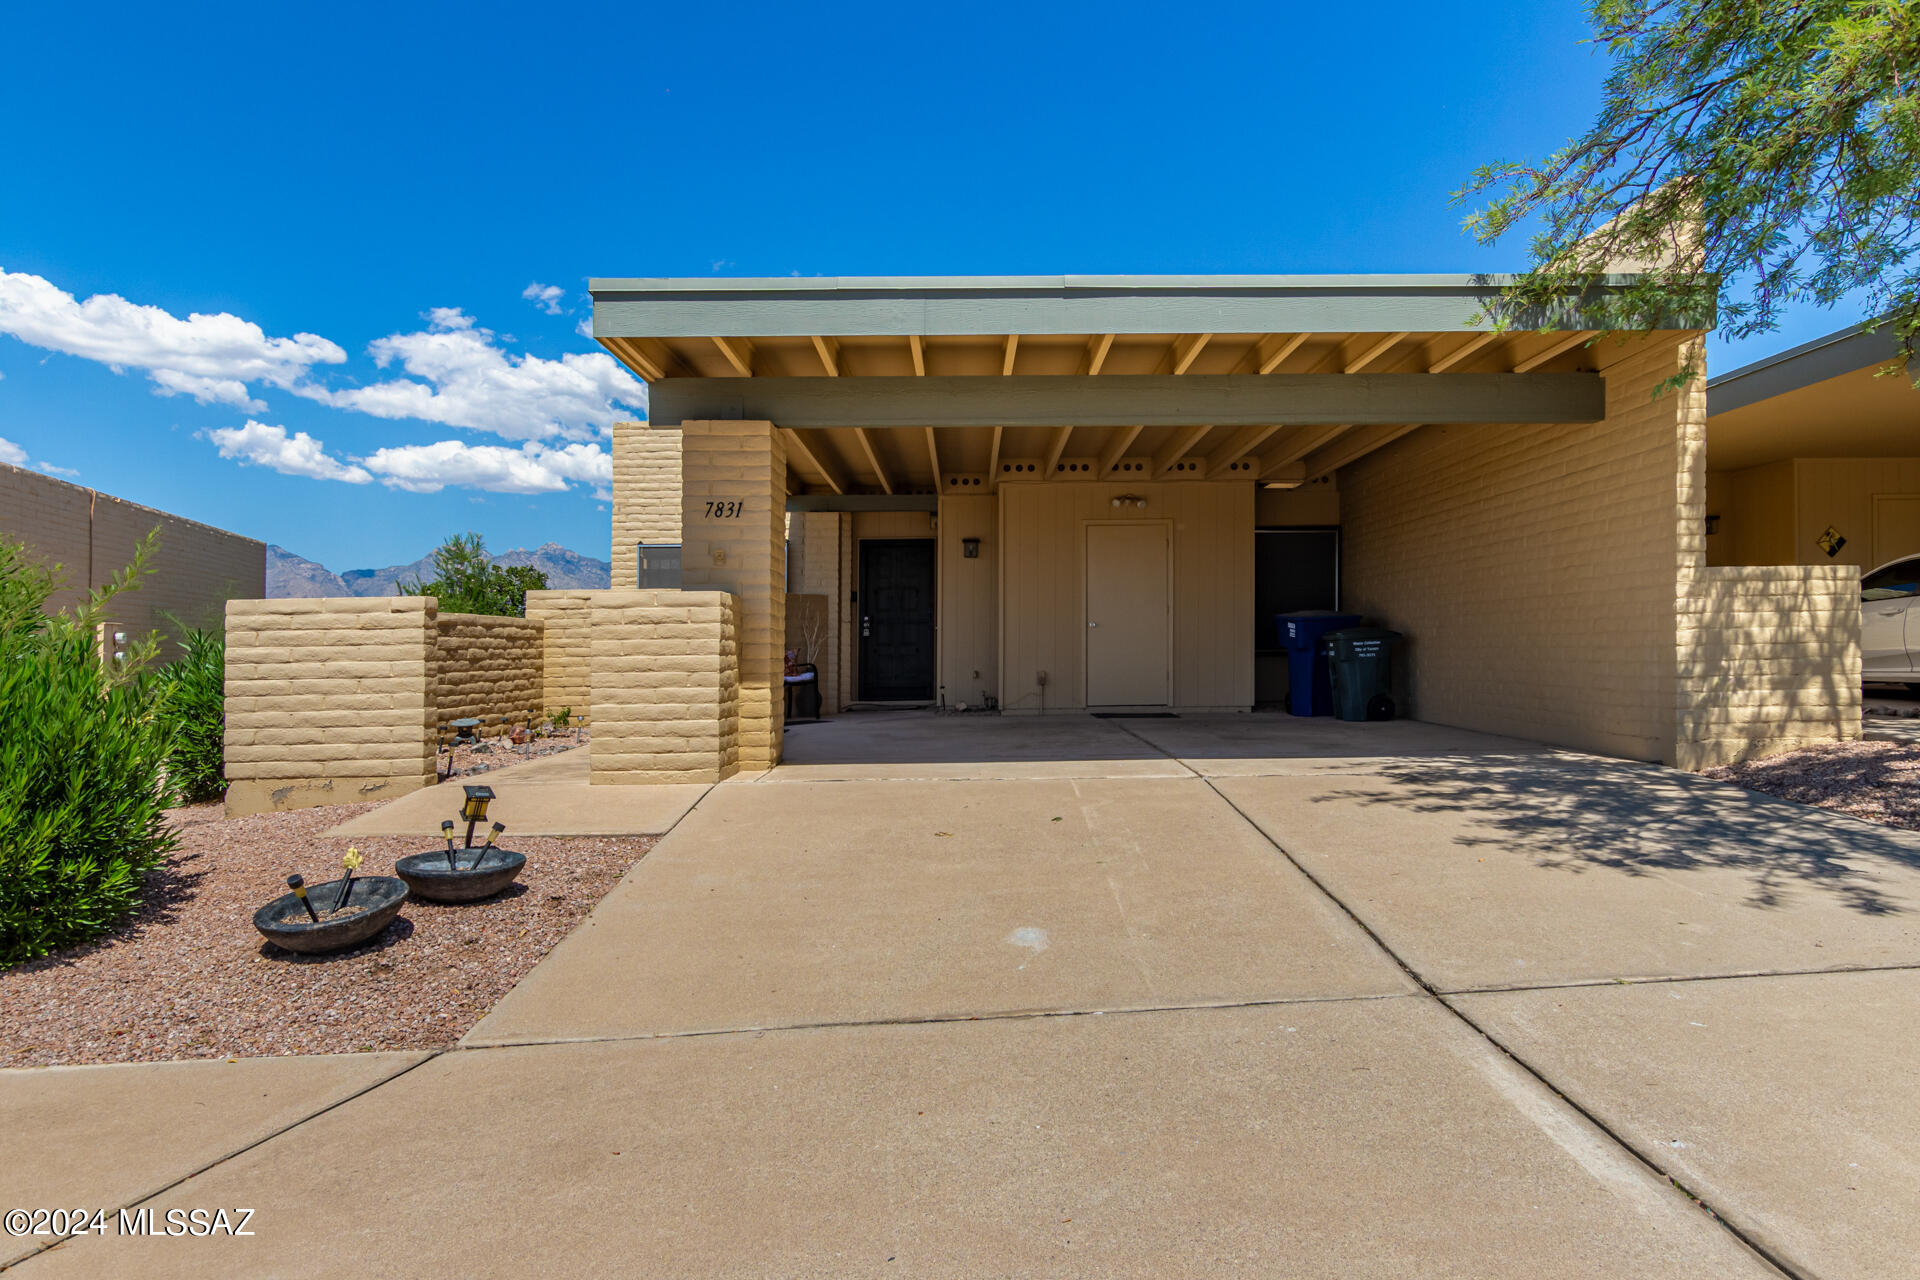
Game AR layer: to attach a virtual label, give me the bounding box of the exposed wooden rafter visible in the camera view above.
[986,425,1003,492]
[1258,424,1351,475]
[780,428,846,495]
[1303,424,1422,479]
[1207,424,1283,478]
[1344,332,1408,374]
[1258,332,1312,374]
[1170,332,1212,375]
[810,335,840,376]
[603,336,683,383]
[1041,425,1073,478]
[852,427,893,495]
[711,335,755,377]
[908,334,926,376]
[1098,424,1144,474]
[924,428,942,490]
[1513,330,1595,373]
[1429,331,1496,373]
[1153,424,1213,477]
[1001,334,1020,376]
[1084,332,1115,376]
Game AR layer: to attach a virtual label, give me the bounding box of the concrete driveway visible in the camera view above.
[11,712,1920,1278]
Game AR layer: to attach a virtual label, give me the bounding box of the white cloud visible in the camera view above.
[359,439,612,495]
[203,421,372,484]
[296,308,645,441]
[576,316,593,339]
[0,269,346,407]
[0,436,26,467]
[36,461,80,478]
[522,282,566,315]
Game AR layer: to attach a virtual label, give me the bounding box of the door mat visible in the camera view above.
[1090,712,1178,719]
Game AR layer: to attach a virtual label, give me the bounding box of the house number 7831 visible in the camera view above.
[703,500,744,519]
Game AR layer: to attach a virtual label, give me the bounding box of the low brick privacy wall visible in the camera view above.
[224,597,438,816]
[1675,565,1863,769]
[590,589,739,784]
[525,589,594,725]
[432,612,544,737]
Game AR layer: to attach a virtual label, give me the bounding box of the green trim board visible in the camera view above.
[651,373,1606,429]
[786,494,939,512]
[591,273,1683,339]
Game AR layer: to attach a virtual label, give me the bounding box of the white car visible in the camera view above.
[1862,555,1920,688]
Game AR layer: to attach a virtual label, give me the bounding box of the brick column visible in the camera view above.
[679,421,787,770]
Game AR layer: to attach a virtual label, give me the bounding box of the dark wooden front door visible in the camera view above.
[858,539,936,701]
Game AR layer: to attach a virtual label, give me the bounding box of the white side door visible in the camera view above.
[1861,557,1920,676]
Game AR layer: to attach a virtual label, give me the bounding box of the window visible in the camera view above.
[1862,558,1920,601]
[637,543,682,589]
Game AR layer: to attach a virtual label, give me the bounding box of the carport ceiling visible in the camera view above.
[591,274,1692,494]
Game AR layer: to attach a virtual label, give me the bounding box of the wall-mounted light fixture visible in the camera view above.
[1109,494,1148,510]
[961,536,982,559]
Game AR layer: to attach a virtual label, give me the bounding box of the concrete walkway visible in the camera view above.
[12,712,1920,1278]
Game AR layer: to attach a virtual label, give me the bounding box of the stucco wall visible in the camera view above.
[2,461,265,658]
[1340,338,1694,762]
[610,421,683,588]
[430,612,544,737]
[589,589,739,783]
[524,589,596,724]
[1708,457,1920,571]
[938,493,999,707]
[998,480,1254,712]
[1676,565,1862,768]
[224,597,437,816]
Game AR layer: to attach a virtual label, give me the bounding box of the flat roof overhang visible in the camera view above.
[1706,322,1919,470]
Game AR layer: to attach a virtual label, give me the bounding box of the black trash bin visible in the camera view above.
[1323,628,1402,722]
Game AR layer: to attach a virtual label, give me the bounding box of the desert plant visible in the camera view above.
[0,532,179,967]
[157,624,227,802]
[399,532,548,617]
[549,706,573,730]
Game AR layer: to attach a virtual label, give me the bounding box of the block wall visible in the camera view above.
[610,422,683,588]
[524,589,595,724]
[224,597,437,815]
[679,421,786,769]
[1675,565,1863,768]
[1,461,265,659]
[1340,338,1693,762]
[589,589,739,784]
[430,612,544,736]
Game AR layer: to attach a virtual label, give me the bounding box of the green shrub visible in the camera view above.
[158,626,227,802]
[399,532,547,617]
[0,534,179,967]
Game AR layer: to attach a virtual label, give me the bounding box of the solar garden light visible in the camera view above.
[441,820,458,869]
[334,848,364,911]
[286,874,320,923]
[460,785,495,848]
[472,822,506,870]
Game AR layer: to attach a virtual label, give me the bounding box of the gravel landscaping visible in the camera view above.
[0,800,652,1069]
[439,727,589,779]
[1704,739,1920,833]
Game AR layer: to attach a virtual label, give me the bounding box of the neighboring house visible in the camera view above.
[0,461,265,658]
[1706,323,1920,574]
[587,273,1859,774]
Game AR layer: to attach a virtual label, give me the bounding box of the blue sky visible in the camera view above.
[0,1,1863,571]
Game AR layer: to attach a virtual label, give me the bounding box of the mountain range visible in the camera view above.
[268,543,612,598]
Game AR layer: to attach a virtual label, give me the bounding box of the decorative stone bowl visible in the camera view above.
[394,848,527,903]
[253,876,408,954]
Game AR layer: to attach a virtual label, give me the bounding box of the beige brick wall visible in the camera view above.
[610,422,683,588]
[224,597,437,815]
[679,421,787,770]
[430,612,544,737]
[589,589,739,784]
[524,589,596,724]
[1341,338,1694,762]
[1,461,265,660]
[1675,565,1863,768]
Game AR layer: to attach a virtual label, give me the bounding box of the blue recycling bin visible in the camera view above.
[1276,611,1361,717]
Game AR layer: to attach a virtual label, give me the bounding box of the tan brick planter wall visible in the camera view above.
[589,589,739,784]
[2,461,264,659]
[431,612,544,737]
[524,589,595,724]
[1676,566,1863,768]
[611,422,682,588]
[224,597,437,816]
